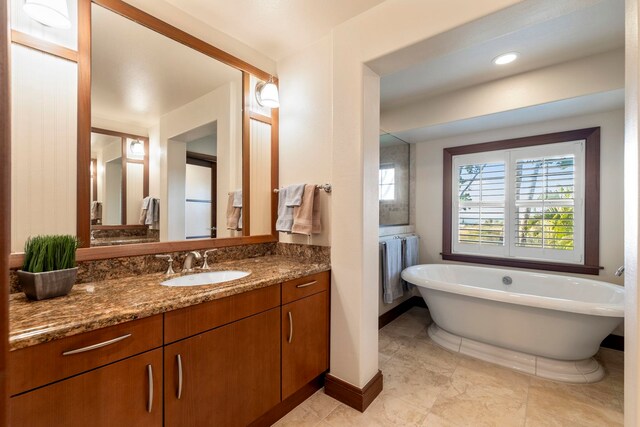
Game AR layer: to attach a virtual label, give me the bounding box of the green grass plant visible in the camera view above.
[23,235,79,273]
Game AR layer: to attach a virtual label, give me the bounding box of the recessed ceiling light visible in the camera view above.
[493,52,518,65]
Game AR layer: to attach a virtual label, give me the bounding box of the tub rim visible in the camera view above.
[401,264,624,317]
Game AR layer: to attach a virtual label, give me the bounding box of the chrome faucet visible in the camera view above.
[183,251,202,272]
[155,254,175,275]
[615,266,625,277]
[201,249,217,269]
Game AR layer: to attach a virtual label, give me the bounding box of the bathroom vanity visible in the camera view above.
[8,258,330,427]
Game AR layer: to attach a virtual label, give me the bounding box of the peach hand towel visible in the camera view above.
[292,184,316,235]
[311,188,321,234]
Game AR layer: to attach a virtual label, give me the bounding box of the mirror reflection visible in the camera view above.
[379,132,411,226]
[90,3,245,246]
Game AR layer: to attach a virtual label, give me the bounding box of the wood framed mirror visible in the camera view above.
[9,0,278,266]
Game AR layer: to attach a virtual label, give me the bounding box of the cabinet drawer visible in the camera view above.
[11,348,163,427]
[164,285,281,343]
[282,271,330,304]
[10,314,163,396]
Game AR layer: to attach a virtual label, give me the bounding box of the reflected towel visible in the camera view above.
[233,190,243,208]
[402,235,419,290]
[90,201,102,221]
[276,187,294,232]
[226,192,240,230]
[381,239,404,304]
[292,184,316,235]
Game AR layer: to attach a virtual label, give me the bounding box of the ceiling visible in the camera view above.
[380,0,624,110]
[163,0,386,60]
[392,90,624,143]
[91,4,241,129]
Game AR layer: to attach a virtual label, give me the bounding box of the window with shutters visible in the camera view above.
[443,128,600,275]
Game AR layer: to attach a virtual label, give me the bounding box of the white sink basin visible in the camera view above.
[161,270,250,287]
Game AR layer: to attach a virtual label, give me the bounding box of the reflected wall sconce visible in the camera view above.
[255,77,279,108]
[24,0,71,29]
[129,140,145,156]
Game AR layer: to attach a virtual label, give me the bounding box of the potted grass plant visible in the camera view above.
[18,235,79,300]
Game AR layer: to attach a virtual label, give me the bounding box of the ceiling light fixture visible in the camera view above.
[255,77,279,109]
[23,0,71,29]
[493,52,518,65]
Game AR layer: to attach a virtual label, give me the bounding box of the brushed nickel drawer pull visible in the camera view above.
[147,364,154,413]
[177,354,183,399]
[296,280,317,289]
[288,311,293,344]
[62,333,132,356]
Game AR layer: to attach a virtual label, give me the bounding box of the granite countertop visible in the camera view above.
[9,255,331,351]
[90,237,159,246]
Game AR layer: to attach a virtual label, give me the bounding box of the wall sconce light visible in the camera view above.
[129,140,145,156]
[24,0,71,29]
[255,77,279,109]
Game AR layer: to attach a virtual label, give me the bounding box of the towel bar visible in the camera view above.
[273,184,332,194]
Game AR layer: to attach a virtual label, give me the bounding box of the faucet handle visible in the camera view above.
[202,249,218,269]
[155,254,175,275]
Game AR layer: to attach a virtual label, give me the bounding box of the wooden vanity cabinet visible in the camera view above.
[10,348,163,427]
[164,308,281,427]
[281,272,330,400]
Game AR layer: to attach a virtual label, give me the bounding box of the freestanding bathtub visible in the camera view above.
[401,264,625,383]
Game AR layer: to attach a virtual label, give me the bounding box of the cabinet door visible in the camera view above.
[282,291,329,399]
[10,349,162,427]
[165,308,281,427]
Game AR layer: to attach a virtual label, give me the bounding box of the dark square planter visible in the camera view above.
[17,268,78,301]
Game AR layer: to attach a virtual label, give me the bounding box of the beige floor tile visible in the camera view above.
[303,389,342,420]
[324,393,429,427]
[428,357,530,427]
[273,403,323,427]
[420,412,461,426]
[391,336,460,376]
[382,356,452,411]
[525,382,624,427]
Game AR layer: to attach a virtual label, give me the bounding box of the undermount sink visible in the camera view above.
[161,270,250,287]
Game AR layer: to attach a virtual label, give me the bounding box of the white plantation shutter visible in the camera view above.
[457,162,505,245]
[451,140,585,264]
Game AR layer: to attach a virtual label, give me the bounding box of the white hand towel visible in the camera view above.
[276,187,294,232]
[285,184,306,207]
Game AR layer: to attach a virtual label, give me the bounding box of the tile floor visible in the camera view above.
[274,306,624,427]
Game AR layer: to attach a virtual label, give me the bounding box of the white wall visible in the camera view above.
[11,45,77,252]
[277,35,333,246]
[277,0,522,389]
[415,109,625,285]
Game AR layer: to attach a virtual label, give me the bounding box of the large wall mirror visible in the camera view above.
[9,0,278,260]
[89,3,246,247]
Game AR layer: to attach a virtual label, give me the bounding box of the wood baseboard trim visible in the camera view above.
[324,370,383,413]
[379,296,426,329]
[249,375,324,427]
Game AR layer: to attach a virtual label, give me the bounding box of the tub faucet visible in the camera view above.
[615,266,625,277]
[183,251,202,272]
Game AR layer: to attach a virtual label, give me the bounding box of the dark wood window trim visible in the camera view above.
[442,127,601,275]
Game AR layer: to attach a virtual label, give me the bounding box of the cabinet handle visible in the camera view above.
[62,333,132,356]
[288,311,293,344]
[147,364,154,413]
[177,354,183,399]
[296,280,317,289]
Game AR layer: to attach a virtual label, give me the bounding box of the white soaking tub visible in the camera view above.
[401,264,624,383]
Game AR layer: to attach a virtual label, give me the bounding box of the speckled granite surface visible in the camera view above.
[10,255,330,351]
[9,243,330,293]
